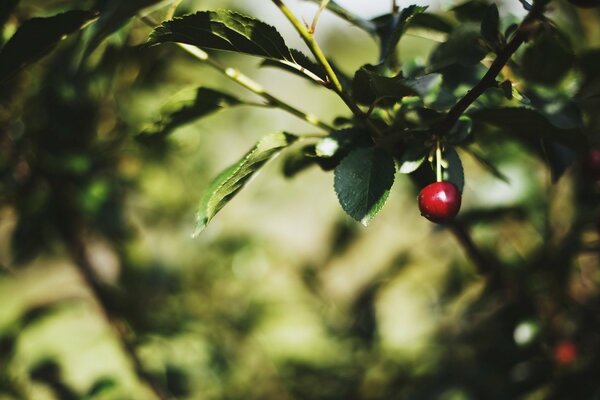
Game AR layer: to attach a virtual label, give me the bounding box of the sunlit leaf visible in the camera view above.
[138,87,242,141]
[194,132,298,235]
[334,146,395,226]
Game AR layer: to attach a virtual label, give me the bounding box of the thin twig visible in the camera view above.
[436,0,548,136]
[140,15,334,132]
[270,0,384,140]
[448,222,494,276]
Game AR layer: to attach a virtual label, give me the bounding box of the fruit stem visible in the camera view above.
[436,140,443,183]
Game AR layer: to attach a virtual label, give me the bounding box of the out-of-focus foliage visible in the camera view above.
[0,0,599,399]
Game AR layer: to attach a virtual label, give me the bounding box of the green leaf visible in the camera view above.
[430,25,487,68]
[447,115,473,145]
[480,4,500,45]
[138,87,242,142]
[194,132,298,235]
[281,145,318,178]
[397,141,428,174]
[0,10,97,84]
[470,107,588,151]
[148,10,295,63]
[408,13,454,34]
[352,65,441,105]
[452,0,490,22]
[520,29,574,85]
[334,146,395,226]
[83,0,166,57]
[443,147,464,192]
[373,5,428,63]
[499,80,513,100]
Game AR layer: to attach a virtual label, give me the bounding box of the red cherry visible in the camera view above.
[553,340,577,365]
[418,181,462,223]
[583,149,600,180]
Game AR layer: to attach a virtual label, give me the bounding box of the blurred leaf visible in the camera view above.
[480,4,500,46]
[499,80,513,100]
[452,0,490,22]
[194,132,298,235]
[397,141,428,173]
[443,147,464,192]
[352,65,441,105]
[408,13,454,34]
[0,0,19,32]
[334,146,395,226]
[86,377,117,398]
[0,10,97,84]
[372,5,428,63]
[138,87,242,141]
[148,10,298,64]
[430,25,487,68]
[261,48,326,84]
[448,115,473,145]
[542,140,577,182]
[470,107,587,150]
[84,0,166,57]
[460,146,510,183]
[521,29,574,85]
[282,145,318,178]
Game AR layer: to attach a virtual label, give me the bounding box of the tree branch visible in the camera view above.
[437,1,549,136]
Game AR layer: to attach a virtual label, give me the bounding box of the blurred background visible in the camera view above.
[0,0,599,399]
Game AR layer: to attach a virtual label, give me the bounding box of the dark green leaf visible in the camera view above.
[452,0,490,22]
[282,145,318,178]
[448,115,473,145]
[86,377,117,397]
[470,107,588,150]
[84,0,166,57]
[352,65,441,105]
[443,147,464,192]
[148,10,294,63]
[429,25,487,69]
[480,4,500,45]
[521,30,574,85]
[499,80,513,100]
[373,5,428,63]
[397,141,428,174]
[194,132,298,235]
[0,10,97,84]
[334,146,395,226]
[408,13,454,34]
[138,87,242,142]
[542,141,577,182]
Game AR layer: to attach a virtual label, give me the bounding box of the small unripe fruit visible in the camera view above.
[553,340,577,365]
[583,149,600,180]
[418,181,462,223]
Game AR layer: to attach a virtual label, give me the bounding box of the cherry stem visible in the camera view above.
[435,140,443,183]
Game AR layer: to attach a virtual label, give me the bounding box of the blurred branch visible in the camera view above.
[140,15,335,132]
[437,0,550,135]
[57,222,167,400]
[448,222,495,276]
[271,0,384,140]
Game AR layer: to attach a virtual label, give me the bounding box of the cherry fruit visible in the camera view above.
[583,149,600,180]
[553,340,577,365]
[418,181,462,223]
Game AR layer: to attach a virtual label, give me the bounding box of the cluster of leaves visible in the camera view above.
[140,0,594,232]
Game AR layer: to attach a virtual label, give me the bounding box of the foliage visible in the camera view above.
[0,0,599,399]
